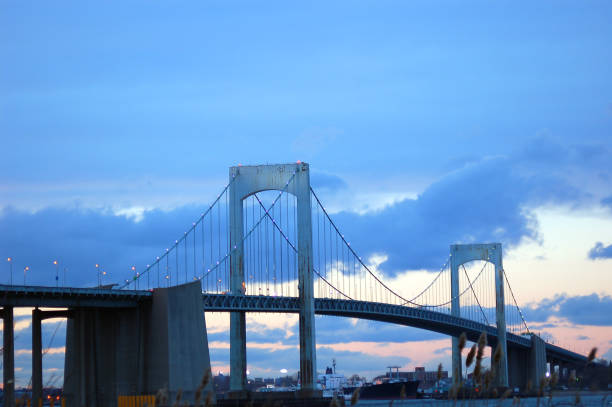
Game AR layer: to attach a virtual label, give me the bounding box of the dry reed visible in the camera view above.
[171,389,183,407]
[493,344,503,364]
[194,369,212,407]
[350,388,360,406]
[458,332,467,352]
[204,391,213,407]
[466,344,477,368]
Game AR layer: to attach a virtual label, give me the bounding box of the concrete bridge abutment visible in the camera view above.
[63,281,214,407]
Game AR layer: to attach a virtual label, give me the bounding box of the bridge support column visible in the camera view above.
[229,170,247,394]
[507,345,529,389]
[450,249,462,386]
[32,310,70,406]
[295,164,317,394]
[493,245,509,387]
[32,308,43,406]
[530,334,547,389]
[2,307,15,407]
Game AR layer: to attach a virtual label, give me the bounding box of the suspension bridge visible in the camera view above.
[0,163,589,407]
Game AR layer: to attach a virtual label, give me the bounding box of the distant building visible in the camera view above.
[213,373,230,394]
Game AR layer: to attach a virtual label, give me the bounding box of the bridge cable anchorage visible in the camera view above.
[461,264,490,325]
[252,193,352,300]
[119,175,238,289]
[503,268,531,334]
[195,171,299,284]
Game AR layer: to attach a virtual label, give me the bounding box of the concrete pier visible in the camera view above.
[63,281,213,407]
[32,308,43,405]
[2,307,15,407]
[506,333,547,389]
[530,334,547,386]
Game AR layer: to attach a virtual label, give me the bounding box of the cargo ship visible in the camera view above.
[357,366,419,400]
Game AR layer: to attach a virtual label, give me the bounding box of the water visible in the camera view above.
[353,393,612,407]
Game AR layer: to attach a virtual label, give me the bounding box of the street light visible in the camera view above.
[7,257,13,285]
[53,260,59,287]
[24,266,29,285]
[96,264,100,287]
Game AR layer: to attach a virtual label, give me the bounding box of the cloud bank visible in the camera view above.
[524,293,612,326]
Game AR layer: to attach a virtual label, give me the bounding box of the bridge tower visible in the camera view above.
[450,243,508,387]
[228,163,317,394]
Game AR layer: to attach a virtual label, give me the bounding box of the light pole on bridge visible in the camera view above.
[131,266,137,290]
[7,257,13,285]
[23,266,29,285]
[53,260,59,287]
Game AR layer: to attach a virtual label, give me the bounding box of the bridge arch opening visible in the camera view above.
[241,190,299,298]
[457,259,497,327]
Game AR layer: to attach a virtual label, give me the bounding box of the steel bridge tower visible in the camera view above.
[228,163,317,395]
[450,243,509,387]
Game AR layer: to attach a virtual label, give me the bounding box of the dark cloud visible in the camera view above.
[207,315,444,345]
[331,137,590,274]
[315,315,444,344]
[209,342,412,379]
[524,293,612,326]
[0,204,219,287]
[433,346,450,355]
[311,171,347,191]
[588,242,612,260]
[2,137,609,285]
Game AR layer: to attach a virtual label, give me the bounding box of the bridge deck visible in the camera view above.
[0,285,586,364]
[0,284,150,308]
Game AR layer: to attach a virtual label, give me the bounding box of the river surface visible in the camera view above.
[353,393,612,407]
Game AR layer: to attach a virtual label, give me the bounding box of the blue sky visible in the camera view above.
[1,0,612,386]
